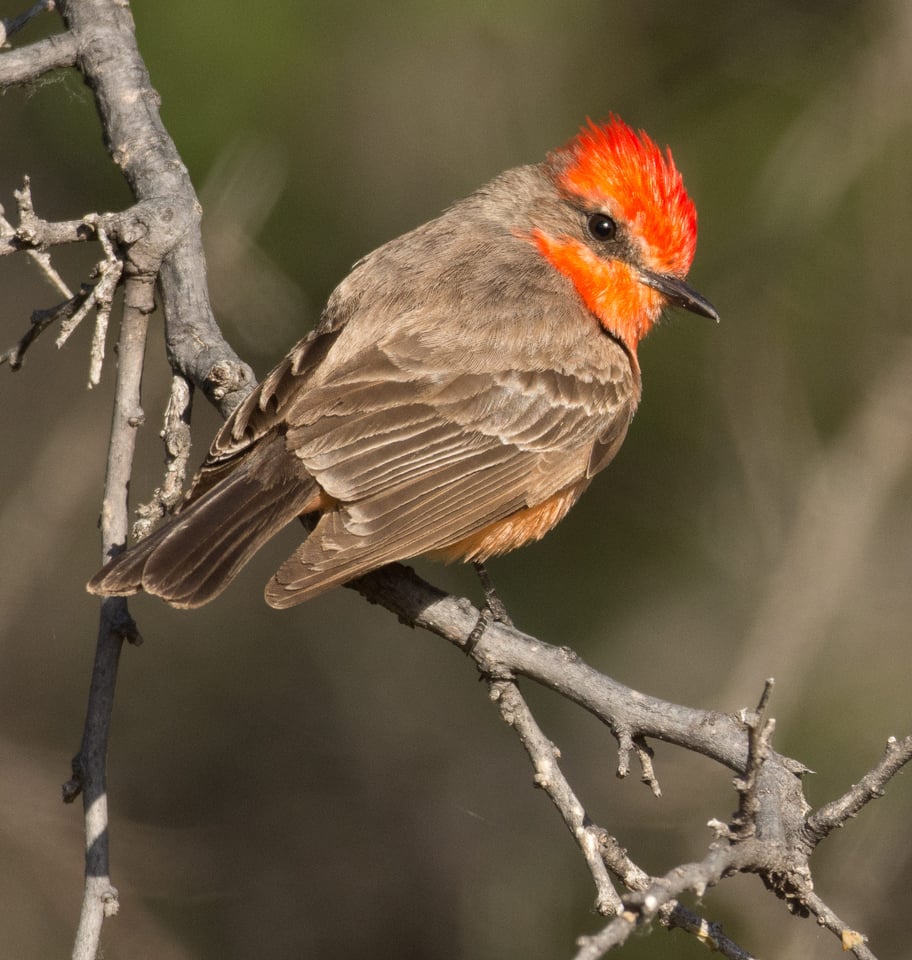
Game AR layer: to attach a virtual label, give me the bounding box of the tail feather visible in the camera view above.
[263,510,413,609]
[88,442,320,609]
[87,525,170,599]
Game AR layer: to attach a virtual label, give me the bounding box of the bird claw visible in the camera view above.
[466,561,514,652]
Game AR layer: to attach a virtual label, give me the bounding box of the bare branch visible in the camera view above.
[572,845,739,959]
[57,0,255,417]
[12,178,77,301]
[0,0,77,87]
[1,285,92,370]
[2,4,255,952]
[133,374,194,540]
[801,890,877,960]
[55,215,124,385]
[0,30,77,88]
[489,678,622,916]
[0,182,95,259]
[661,906,757,960]
[1,179,80,300]
[64,275,152,960]
[631,736,660,796]
[349,563,912,956]
[349,564,792,775]
[0,202,125,378]
[730,679,776,840]
[805,734,912,843]
[590,830,757,959]
[489,677,758,957]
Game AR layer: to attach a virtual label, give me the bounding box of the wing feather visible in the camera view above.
[265,451,549,607]
[253,335,637,604]
[89,173,644,609]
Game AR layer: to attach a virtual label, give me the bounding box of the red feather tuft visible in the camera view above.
[550,116,698,277]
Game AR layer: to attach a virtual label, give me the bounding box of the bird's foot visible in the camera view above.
[466,561,513,652]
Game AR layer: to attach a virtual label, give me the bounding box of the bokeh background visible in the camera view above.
[2,1,911,957]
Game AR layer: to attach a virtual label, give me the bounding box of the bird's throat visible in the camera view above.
[529,230,663,356]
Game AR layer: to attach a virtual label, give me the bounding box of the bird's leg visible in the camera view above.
[474,560,513,624]
[466,560,514,651]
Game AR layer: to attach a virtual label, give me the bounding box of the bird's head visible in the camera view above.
[531,116,718,356]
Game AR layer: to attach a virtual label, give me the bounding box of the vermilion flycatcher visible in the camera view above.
[89,116,717,609]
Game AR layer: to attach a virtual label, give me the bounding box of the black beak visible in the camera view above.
[638,269,719,321]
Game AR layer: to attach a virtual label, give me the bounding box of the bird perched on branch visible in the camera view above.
[89,115,717,610]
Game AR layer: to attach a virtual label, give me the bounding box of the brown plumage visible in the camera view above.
[88,117,717,609]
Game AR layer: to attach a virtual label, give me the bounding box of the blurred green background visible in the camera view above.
[2,1,911,957]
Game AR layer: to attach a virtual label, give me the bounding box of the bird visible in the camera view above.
[88,115,718,610]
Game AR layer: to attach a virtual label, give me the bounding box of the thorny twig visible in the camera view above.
[572,845,743,960]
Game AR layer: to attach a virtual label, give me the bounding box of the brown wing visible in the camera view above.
[85,331,346,607]
[86,431,325,608]
[180,327,345,503]
[256,336,637,607]
[87,327,634,609]
[90,263,639,610]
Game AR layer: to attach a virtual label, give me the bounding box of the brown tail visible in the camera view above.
[87,441,320,609]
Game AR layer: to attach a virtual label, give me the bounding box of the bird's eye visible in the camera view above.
[587,213,617,242]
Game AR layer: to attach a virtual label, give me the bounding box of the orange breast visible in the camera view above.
[427,479,590,563]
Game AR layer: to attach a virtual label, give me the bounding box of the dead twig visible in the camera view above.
[133,374,194,540]
[805,735,912,843]
[1,285,92,370]
[489,678,623,916]
[55,214,123,386]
